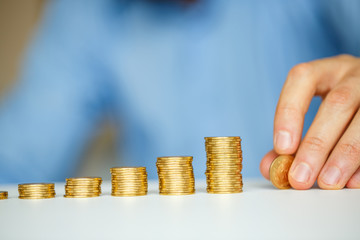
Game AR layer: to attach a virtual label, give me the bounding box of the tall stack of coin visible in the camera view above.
[0,191,8,200]
[156,156,195,195]
[18,183,56,199]
[64,177,102,198]
[205,136,243,194]
[111,167,148,196]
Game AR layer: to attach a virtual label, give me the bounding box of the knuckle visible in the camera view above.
[337,141,360,160]
[346,72,360,83]
[336,54,354,61]
[324,86,353,109]
[288,63,313,81]
[276,105,303,120]
[302,136,327,152]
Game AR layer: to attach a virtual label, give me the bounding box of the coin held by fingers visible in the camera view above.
[270,155,294,189]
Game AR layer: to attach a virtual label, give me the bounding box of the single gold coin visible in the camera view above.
[270,155,294,189]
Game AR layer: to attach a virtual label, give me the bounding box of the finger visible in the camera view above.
[260,149,278,180]
[274,56,355,155]
[289,77,360,189]
[346,167,360,189]
[318,109,360,189]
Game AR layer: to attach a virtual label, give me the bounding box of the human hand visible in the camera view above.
[260,54,360,190]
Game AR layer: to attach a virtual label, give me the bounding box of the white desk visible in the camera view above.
[0,179,359,240]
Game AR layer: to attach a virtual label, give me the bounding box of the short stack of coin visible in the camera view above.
[64,177,102,198]
[156,156,195,195]
[0,191,8,200]
[18,183,56,199]
[205,136,243,194]
[111,167,148,197]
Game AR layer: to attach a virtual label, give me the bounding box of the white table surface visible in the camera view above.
[0,179,359,240]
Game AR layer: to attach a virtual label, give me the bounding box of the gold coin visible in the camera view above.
[204,136,243,194]
[207,190,243,194]
[111,166,148,197]
[156,156,195,195]
[18,183,56,199]
[112,193,147,197]
[205,136,241,141]
[64,177,102,198]
[111,167,146,173]
[18,183,54,186]
[66,177,102,180]
[157,156,193,159]
[64,195,100,198]
[19,196,55,199]
[159,191,195,195]
[270,155,294,189]
[0,191,8,200]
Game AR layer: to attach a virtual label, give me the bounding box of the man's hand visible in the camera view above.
[260,55,360,190]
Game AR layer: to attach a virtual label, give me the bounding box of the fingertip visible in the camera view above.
[260,150,278,180]
[273,130,299,155]
[288,168,313,190]
[317,166,344,190]
[346,169,360,189]
[288,156,314,190]
[288,177,312,190]
[318,180,342,190]
[346,180,360,189]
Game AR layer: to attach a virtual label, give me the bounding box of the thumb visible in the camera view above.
[260,150,278,180]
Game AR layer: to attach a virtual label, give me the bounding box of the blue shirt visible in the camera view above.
[0,0,359,183]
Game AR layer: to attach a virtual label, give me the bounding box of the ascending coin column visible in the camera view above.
[0,191,8,200]
[205,136,243,194]
[110,167,148,197]
[156,156,195,195]
[18,183,56,199]
[64,177,102,198]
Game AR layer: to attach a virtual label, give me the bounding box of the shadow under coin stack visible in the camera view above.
[110,167,148,196]
[156,156,195,195]
[205,136,243,194]
[0,191,8,200]
[18,183,56,199]
[64,177,102,198]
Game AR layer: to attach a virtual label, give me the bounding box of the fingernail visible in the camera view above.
[275,130,292,151]
[322,166,341,186]
[291,162,311,183]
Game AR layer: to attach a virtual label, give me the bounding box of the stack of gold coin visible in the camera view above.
[156,156,195,195]
[205,136,243,194]
[18,183,56,199]
[0,191,8,200]
[64,177,102,198]
[110,167,148,196]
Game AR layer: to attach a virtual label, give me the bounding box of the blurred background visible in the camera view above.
[2,0,358,184]
[0,0,116,180]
